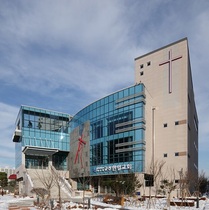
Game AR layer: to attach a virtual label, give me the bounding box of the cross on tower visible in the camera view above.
[159,50,182,93]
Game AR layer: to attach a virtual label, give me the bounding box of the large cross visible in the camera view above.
[159,50,182,93]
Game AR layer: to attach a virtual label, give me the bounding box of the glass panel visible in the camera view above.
[107,137,133,164]
[91,143,103,165]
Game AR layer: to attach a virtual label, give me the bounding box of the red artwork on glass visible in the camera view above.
[74,134,86,168]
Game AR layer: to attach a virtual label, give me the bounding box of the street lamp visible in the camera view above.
[178,168,183,202]
[80,169,85,208]
[23,171,26,196]
[151,107,159,171]
[152,107,156,174]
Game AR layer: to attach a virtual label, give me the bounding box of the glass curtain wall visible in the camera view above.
[71,84,146,176]
[15,106,70,170]
[21,106,69,150]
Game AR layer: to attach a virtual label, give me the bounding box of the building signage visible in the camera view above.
[94,164,132,173]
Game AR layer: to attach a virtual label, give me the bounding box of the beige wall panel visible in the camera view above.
[134,39,198,181]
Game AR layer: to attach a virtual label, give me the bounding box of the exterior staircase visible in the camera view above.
[24,166,74,201]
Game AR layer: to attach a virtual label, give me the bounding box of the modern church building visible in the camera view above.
[12,38,198,197]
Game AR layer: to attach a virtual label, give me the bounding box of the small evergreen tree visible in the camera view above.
[123,173,142,196]
[194,171,209,195]
[0,172,8,188]
[101,173,141,197]
[160,179,176,207]
[7,180,17,193]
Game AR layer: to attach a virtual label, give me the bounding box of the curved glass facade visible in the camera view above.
[70,84,146,176]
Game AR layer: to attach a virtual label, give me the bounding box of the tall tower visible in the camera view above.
[134,38,198,191]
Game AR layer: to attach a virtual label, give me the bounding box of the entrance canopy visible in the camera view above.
[23,146,59,156]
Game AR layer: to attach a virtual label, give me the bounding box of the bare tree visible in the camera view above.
[50,165,70,207]
[31,188,48,203]
[73,168,91,207]
[33,167,55,205]
[146,159,166,209]
[158,167,177,209]
[152,160,166,189]
[178,169,192,204]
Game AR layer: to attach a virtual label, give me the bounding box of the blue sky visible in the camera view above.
[0,0,209,175]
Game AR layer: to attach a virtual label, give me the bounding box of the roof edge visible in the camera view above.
[134,37,188,61]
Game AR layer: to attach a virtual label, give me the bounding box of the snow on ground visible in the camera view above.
[0,194,209,210]
[0,194,35,209]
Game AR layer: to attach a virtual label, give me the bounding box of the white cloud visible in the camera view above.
[0,1,137,98]
[2,1,158,102]
[0,103,19,134]
[0,103,19,145]
[0,103,19,167]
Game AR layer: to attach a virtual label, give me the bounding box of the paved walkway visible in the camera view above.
[0,195,36,210]
[204,199,209,210]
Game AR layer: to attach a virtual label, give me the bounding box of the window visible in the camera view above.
[91,143,103,165]
[92,120,103,139]
[22,109,69,133]
[163,123,167,128]
[175,121,179,125]
[147,61,151,66]
[140,64,144,69]
[25,155,48,169]
[175,152,179,156]
[164,153,167,157]
[140,71,144,76]
[175,180,179,183]
[52,153,68,170]
[107,111,133,135]
[144,174,154,187]
[107,137,133,164]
